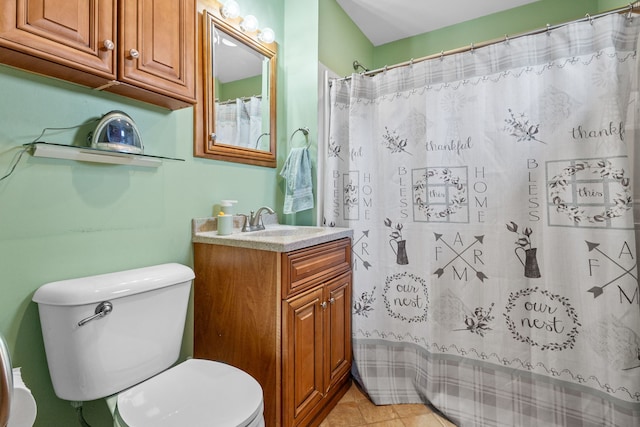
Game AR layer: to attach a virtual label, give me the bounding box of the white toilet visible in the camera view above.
[32,263,264,427]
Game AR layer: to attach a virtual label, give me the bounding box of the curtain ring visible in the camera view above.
[585,13,593,25]
[409,58,414,66]
[628,3,634,19]
[504,34,509,44]
[440,50,445,61]
[384,65,388,73]
[546,23,551,35]
[470,43,475,53]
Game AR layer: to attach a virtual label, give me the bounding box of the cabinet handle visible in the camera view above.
[320,301,327,309]
[103,40,115,50]
[128,49,140,59]
[329,297,336,305]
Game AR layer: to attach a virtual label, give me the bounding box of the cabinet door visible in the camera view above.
[283,287,324,426]
[0,0,116,77]
[120,0,195,101]
[324,272,352,392]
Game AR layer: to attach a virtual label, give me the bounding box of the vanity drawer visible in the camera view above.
[282,238,351,298]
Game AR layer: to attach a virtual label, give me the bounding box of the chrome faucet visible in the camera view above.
[241,206,275,232]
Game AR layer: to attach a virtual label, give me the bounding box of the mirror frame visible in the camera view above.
[194,2,277,167]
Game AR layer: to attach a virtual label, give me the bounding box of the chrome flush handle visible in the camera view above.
[78,301,113,327]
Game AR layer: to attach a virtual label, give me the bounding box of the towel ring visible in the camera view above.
[289,127,310,148]
[255,132,270,149]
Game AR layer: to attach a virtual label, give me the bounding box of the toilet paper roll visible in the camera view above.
[8,368,37,427]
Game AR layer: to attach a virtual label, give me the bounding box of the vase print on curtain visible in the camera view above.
[385,218,409,265]
[507,222,541,278]
[323,13,640,427]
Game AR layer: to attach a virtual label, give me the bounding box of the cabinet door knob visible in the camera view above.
[128,48,140,59]
[329,297,336,305]
[320,301,327,309]
[103,39,115,50]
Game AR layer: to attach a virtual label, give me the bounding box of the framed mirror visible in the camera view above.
[194,4,277,167]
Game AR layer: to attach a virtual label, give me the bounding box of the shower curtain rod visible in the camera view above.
[333,1,640,83]
[215,95,262,105]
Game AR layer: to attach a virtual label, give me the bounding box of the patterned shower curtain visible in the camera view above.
[322,14,640,427]
[215,96,262,148]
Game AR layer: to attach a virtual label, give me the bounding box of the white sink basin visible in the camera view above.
[248,226,324,238]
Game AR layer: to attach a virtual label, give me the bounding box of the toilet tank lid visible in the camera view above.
[32,263,195,306]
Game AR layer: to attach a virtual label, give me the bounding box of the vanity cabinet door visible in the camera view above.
[119,0,195,102]
[0,0,116,77]
[324,272,352,393]
[284,287,325,426]
[283,270,352,426]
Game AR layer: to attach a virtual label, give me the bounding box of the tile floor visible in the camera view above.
[320,382,457,427]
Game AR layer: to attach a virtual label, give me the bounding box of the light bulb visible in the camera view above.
[258,27,275,43]
[220,0,239,19]
[240,15,258,32]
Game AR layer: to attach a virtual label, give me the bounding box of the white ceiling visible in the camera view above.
[336,0,541,46]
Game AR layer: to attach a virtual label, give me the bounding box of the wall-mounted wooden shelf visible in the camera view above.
[26,142,184,168]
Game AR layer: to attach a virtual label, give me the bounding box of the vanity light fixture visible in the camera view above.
[258,27,275,44]
[220,0,240,19]
[240,15,259,32]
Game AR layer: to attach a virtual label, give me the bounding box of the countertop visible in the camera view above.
[192,215,353,252]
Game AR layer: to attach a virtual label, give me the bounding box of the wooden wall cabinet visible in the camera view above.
[194,237,353,427]
[0,0,195,109]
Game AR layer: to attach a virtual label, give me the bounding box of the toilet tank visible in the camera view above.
[32,263,195,401]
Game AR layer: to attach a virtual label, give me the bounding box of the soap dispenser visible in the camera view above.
[220,200,237,216]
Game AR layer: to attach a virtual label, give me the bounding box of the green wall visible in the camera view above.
[281,0,320,225]
[372,0,632,68]
[319,0,373,77]
[0,0,284,425]
[316,0,633,73]
[219,75,263,100]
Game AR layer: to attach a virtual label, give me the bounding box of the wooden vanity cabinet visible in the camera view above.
[0,0,195,109]
[194,237,353,427]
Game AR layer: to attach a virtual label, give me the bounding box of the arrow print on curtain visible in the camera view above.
[586,240,637,298]
[352,230,372,270]
[433,233,487,282]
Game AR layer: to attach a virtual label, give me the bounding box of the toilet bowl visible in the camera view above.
[110,360,264,427]
[32,263,264,427]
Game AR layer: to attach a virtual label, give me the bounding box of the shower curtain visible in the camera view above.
[323,14,640,427]
[215,96,262,148]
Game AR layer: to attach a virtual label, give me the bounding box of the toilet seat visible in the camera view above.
[116,359,264,427]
